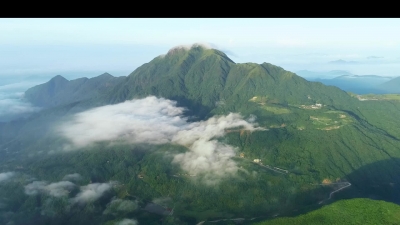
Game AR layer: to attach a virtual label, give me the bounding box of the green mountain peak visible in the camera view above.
[164,43,234,63]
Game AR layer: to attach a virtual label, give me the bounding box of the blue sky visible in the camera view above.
[1,18,400,78]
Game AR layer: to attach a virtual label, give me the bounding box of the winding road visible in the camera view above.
[315,181,352,204]
[195,181,352,224]
[328,182,352,200]
[194,158,352,224]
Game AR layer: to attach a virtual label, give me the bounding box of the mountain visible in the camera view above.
[24,73,126,108]
[254,198,400,225]
[25,46,357,119]
[103,45,357,119]
[311,74,392,94]
[377,76,400,93]
[1,44,400,224]
[295,70,353,80]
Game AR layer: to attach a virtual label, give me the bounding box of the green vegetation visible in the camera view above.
[254,198,400,225]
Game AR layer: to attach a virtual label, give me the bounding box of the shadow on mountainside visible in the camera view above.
[339,158,400,204]
[226,158,400,225]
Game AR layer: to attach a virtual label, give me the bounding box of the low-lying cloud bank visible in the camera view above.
[172,113,259,183]
[24,174,116,205]
[62,173,82,182]
[0,95,40,122]
[58,96,186,148]
[0,172,15,182]
[116,219,138,225]
[0,81,43,122]
[25,181,76,197]
[71,182,115,205]
[103,198,139,215]
[57,96,265,182]
[21,175,123,220]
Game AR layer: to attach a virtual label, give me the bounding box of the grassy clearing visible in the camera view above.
[309,111,352,130]
[261,105,291,114]
[350,93,400,101]
[249,96,291,114]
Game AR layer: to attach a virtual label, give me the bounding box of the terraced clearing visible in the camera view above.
[309,111,352,130]
[249,95,355,131]
[349,93,400,101]
[261,105,291,114]
[249,96,291,114]
[248,96,354,131]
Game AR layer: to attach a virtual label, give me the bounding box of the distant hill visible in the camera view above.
[254,198,400,225]
[377,76,400,93]
[311,74,393,94]
[24,73,126,108]
[295,70,353,80]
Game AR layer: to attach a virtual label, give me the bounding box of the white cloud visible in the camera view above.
[116,219,138,225]
[0,98,40,122]
[0,81,45,92]
[0,172,15,182]
[171,113,263,183]
[71,182,115,205]
[46,182,76,197]
[0,80,43,122]
[167,43,213,55]
[247,114,257,123]
[62,173,82,182]
[58,96,265,183]
[24,181,76,197]
[103,198,138,215]
[0,98,39,114]
[24,181,48,195]
[57,96,187,149]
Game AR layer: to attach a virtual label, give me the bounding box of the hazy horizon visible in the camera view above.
[1,18,400,122]
[1,18,400,79]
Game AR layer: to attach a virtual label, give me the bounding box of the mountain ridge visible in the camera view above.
[24,72,126,108]
[94,45,358,120]
[377,76,400,93]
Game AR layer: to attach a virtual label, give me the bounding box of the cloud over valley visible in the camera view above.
[57,96,265,182]
[71,182,115,205]
[24,174,116,205]
[0,172,15,182]
[24,181,76,197]
[0,90,40,122]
